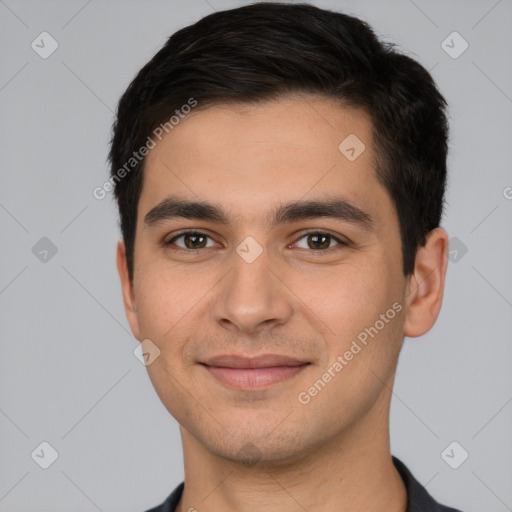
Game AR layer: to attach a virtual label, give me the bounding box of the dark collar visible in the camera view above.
[145,456,462,512]
[392,456,462,511]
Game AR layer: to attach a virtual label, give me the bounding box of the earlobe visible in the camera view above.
[116,239,142,341]
[403,228,449,338]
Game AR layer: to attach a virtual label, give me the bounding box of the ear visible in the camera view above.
[403,227,449,338]
[116,239,142,341]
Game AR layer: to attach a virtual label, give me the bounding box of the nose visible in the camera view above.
[211,245,294,335]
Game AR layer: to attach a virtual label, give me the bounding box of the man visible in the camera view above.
[109,2,463,511]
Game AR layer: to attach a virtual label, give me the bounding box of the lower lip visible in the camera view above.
[203,364,309,390]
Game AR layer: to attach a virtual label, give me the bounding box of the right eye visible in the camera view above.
[164,231,218,251]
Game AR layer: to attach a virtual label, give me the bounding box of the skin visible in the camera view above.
[116,93,449,512]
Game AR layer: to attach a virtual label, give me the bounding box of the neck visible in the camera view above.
[175,389,407,512]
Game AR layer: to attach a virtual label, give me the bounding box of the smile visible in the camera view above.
[200,354,311,390]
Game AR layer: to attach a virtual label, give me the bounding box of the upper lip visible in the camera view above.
[202,354,310,369]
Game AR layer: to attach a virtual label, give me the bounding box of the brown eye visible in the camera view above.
[293,231,347,251]
[307,233,330,250]
[166,231,214,250]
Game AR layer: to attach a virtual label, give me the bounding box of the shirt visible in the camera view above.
[144,456,463,512]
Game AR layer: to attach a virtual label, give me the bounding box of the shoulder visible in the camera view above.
[142,482,184,512]
[392,456,464,512]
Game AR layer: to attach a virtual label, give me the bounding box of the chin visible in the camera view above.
[191,421,321,469]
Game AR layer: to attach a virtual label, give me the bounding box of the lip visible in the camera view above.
[201,354,310,390]
[203,354,308,368]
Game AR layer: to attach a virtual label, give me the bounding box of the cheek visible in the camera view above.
[302,265,404,413]
[309,258,404,365]
[134,270,193,344]
[312,261,390,325]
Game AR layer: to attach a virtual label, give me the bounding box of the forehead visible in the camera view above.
[139,95,388,225]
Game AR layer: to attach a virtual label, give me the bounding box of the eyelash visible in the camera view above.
[163,230,349,253]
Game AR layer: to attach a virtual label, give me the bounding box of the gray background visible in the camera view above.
[1,0,511,510]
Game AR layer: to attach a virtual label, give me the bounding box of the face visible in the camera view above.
[117,94,438,465]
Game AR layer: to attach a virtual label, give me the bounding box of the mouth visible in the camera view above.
[199,354,311,390]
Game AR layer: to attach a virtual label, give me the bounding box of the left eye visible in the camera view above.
[293,232,346,251]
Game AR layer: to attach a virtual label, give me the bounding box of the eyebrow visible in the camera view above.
[144,194,373,231]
